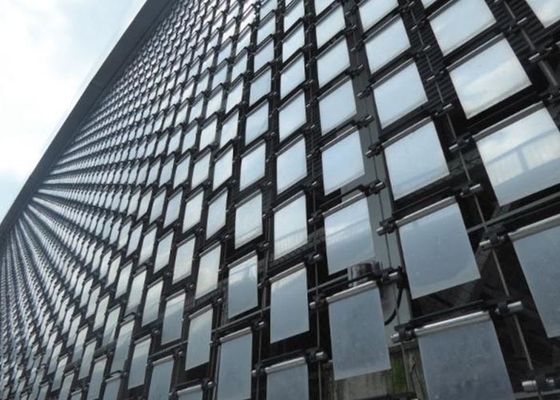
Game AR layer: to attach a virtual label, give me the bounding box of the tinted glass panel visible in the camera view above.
[277,137,307,193]
[128,337,151,388]
[266,359,308,400]
[213,148,234,189]
[227,254,259,319]
[183,190,204,232]
[206,190,228,238]
[274,193,308,259]
[154,231,173,272]
[142,280,163,325]
[216,331,252,400]
[319,79,356,134]
[161,292,185,344]
[195,244,221,299]
[321,130,365,194]
[235,192,263,248]
[245,101,269,145]
[173,237,195,283]
[185,308,213,369]
[147,358,174,400]
[240,143,266,190]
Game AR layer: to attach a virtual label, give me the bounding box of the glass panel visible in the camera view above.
[195,244,221,299]
[102,306,120,345]
[315,0,332,15]
[279,91,306,141]
[142,280,163,326]
[476,106,560,205]
[374,61,427,128]
[283,24,304,62]
[254,40,274,72]
[78,341,96,379]
[525,0,560,28]
[324,197,375,274]
[183,190,204,232]
[316,5,345,48]
[220,111,239,147]
[271,265,309,342]
[173,236,195,283]
[213,148,234,189]
[111,319,134,372]
[127,270,146,313]
[281,56,305,98]
[449,38,531,118]
[418,316,514,400]
[240,142,266,190]
[206,190,228,238]
[317,38,350,87]
[226,81,244,113]
[277,137,307,193]
[285,0,304,29]
[191,152,211,188]
[258,16,275,44]
[154,231,173,273]
[86,357,106,400]
[250,69,271,105]
[274,193,308,259]
[216,331,253,400]
[115,261,131,298]
[399,200,480,298]
[328,284,391,380]
[178,386,203,400]
[365,17,409,73]
[185,307,213,369]
[319,79,356,134]
[200,119,218,149]
[227,254,259,318]
[430,0,495,55]
[159,159,174,185]
[147,358,174,400]
[102,378,121,400]
[128,337,151,388]
[245,101,269,145]
[321,130,365,194]
[512,220,560,337]
[359,0,397,31]
[138,226,157,266]
[266,360,308,400]
[235,192,263,248]
[149,190,165,223]
[174,155,190,188]
[385,120,449,199]
[162,292,185,344]
[126,223,143,256]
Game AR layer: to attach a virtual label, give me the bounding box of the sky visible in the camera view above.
[0,0,146,222]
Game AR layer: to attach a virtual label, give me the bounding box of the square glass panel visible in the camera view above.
[319,79,356,134]
[195,244,221,299]
[250,68,271,105]
[525,0,560,28]
[476,105,560,205]
[327,283,391,380]
[270,265,309,342]
[430,0,495,55]
[245,101,269,145]
[317,38,350,87]
[511,218,560,337]
[374,61,427,128]
[213,147,234,189]
[316,5,345,48]
[321,130,365,194]
[385,119,449,199]
[283,24,304,62]
[227,254,259,318]
[235,192,263,248]
[281,56,305,99]
[173,236,195,283]
[128,337,151,388]
[162,292,185,344]
[449,38,531,118]
[279,91,306,141]
[126,270,146,313]
[174,155,190,188]
[365,17,410,73]
[142,280,163,326]
[418,316,514,400]
[154,231,173,272]
[185,307,213,369]
[183,190,204,232]
[266,359,308,400]
[359,0,397,31]
[164,190,182,227]
[398,199,480,298]
[206,190,228,238]
[240,142,266,190]
[191,151,211,188]
[111,319,134,372]
[324,196,375,274]
[274,193,308,259]
[277,137,307,193]
[216,330,253,400]
[147,357,174,400]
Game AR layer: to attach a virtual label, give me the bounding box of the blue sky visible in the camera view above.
[0,0,146,222]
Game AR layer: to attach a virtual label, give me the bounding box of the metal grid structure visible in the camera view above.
[1,0,560,399]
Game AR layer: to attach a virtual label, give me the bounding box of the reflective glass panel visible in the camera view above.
[227,254,259,319]
[138,226,157,266]
[266,359,309,400]
[86,357,106,400]
[161,292,185,344]
[111,319,134,372]
[270,265,309,342]
[281,56,305,99]
[359,0,397,31]
[216,331,253,400]
[128,337,151,388]
[147,357,174,400]
[317,38,350,87]
[240,142,266,190]
[254,40,274,72]
[235,192,263,248]
[250,68,271,105]
[449,38,531,118]
[365,17,409,73]
[285,0,304,29]
[173,236,195,283]
[279,91,306,141]
[274,193,308,259]
[191,152,211,188]
[316,5,345,48]
[399,200,480,298]
[374,61,427,128]
[277,137,307,193]
[142,280,163,326]
[283,24,304,62]
[178,386,203,400]
[319,79,356,134]
[183,190,204,232]
[525,0,560,28]
[220,111,239,147]
[174,155,190,188]
[213,147,234,189]
[154,231,173,272]
[321,130,365,194]
[206,190,228,238]
[245,101,269,145]
[185,307,213,369]
[164,190,182,227]
[127,270,146,313]
[149,190,165,223]
[195,244,221,299]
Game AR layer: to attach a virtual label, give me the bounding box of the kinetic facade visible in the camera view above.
[1,0,560,399]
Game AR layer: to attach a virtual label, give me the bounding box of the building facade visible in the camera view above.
[1,0,560,399]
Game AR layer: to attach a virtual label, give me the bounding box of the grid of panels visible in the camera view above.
[1,0,560,399]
